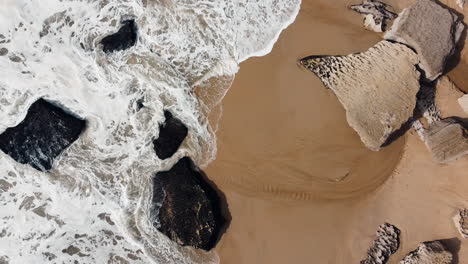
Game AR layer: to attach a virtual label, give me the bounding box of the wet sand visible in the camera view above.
[205,0,468,263]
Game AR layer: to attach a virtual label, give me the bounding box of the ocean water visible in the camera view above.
[0,0,300,263]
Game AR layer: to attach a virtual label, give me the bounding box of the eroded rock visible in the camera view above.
[101,20,137,53]
[151,157,227,250]
[349,0,397,32]
[361,223,400,264]
[453,209,468,239]
[0,99,86,171]
[385,0,464,80]
[300,41,420,151]
[399,241,453,264]
[153,111,188,160]
[425,118,468,163]
[459,94,468,114]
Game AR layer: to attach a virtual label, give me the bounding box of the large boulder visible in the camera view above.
[425,118,468,163]
[360,223,401,264]
[349,0,397,32]
[384,0,464,81]
[299,41,420,151]
[399,241,453,264]
[153,111,188,160]
[0,99,86,171]
[453,209,468,239]
[101,20,137,53]
[151,157,227,251]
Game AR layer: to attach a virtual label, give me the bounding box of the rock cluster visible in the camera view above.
[151,157,227,251]
[360,223,400,264]
[453,209,468,239]
[101,20,137,53]
[425,118,468,163]
[399,241,453,264]
[153,111,188,160]
[384,0,464,81]
[349,0,397,32]
[0,99,86,171]
[300,41,420,151]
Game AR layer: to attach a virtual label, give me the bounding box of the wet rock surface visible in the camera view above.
[360,223,400,264]
[0,99,86,171]
[399,241,453,264]
[385,0,464,81]
[349,0,397,32]
[153,111,188,160]
[453,209,468,239]
[300,41,420,151]
[425,118,468,163]
[151,157,227,251]
[101,20,137,53]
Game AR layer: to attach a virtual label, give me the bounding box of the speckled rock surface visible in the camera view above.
[151,157,227,251]
[399,241,453,264]
[0,99,86,171]
[453,209,468,239]
[360,223,401,264]
[299,40,420,151]
[385,0,464,80]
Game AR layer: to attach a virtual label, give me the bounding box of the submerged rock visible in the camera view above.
[459,94,468,114]
[153,111,188,160]
[299,41,420,151]
[349,0,397,32]
[0,99,86,171]
[151,157,226,250]
[399,241,453,264]
[360,223,400,264]
[385,0,464,81]
[453,209,468,239]
[101,20,137,53]
[425,118,468,163]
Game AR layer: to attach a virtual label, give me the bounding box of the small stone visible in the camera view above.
[385,0,465,80]
[299,41,420,151]
[153,111,188,160]
[399,241,453,264]
[101,20,137,53]
[457,0,465,9]
[425,118,468,163]
[360,223,400,264]
[152,157,227,250]
[453,209,468,239]
[0,48,8,56]
[0,99,86,171]
[459,94,468,114]
[349,0,397,32]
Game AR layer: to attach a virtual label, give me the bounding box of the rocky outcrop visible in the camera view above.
[399,241,453,264]
[151,157,227,250]
[349,0,397,32]
[153,111,188,160]
[0,99,86,171]
[360,223,400,264]
[299,41,420,151]
[384,0,464,81]
[101,20,137,53]
[459,94,468,114]
[425,118,468,163]
[453,209,468,239]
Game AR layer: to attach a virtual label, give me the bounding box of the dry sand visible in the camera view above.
[203,0,468,263]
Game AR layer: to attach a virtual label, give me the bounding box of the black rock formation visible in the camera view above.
[152,157,227,251]
[153,111,188,160]
[101,20,137,53]
[361,223,401,264]
[0,99,86,171]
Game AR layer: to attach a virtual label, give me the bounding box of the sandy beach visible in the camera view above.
[205,0,468,263]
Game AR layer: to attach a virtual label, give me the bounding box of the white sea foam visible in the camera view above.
[0,0,301,263]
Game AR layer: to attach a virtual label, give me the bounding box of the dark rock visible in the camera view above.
[101,20,137,53]
[361,223,400,264]
[0,99,86,171]
[151,157,227,250]
[153,111,188,160]
[349,0,397,32]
